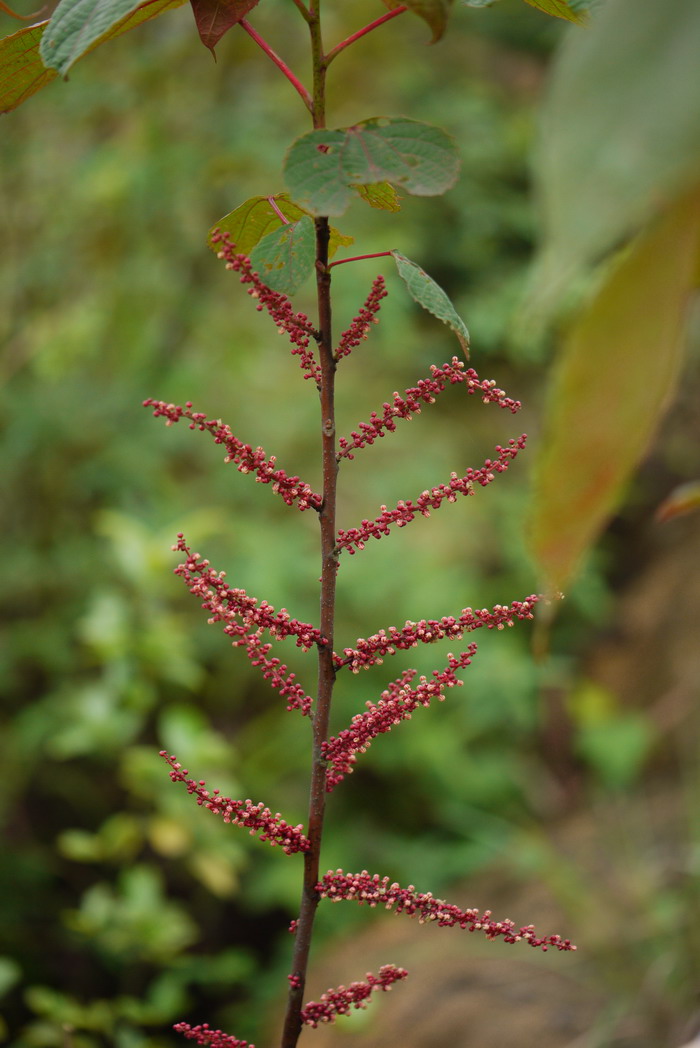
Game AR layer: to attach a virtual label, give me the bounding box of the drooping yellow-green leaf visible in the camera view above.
[207,194,353,258]
[0,0,186,113]
[353,181,401,213]
[521,0,584,23]
[382,0,455,42]
[528,186,700,593]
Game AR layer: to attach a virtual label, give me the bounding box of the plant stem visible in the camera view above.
[324,6,408,66]
[329,251,394,269]
[279,7,336,1047]
[239,20,313,113]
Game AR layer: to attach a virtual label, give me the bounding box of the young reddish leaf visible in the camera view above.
[528,186,700,593]
[521,0,585,22]
[249,215,316,295]
[1,0,186,113]
[207,194,353,258]
[284,118,459,217]
[189,0,258,55]
[383,0,455,42]
[353,181,401,212]
[391,251,469,356]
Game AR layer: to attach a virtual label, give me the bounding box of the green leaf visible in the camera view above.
[382,0,455,41]
[353,181,402,212]
[189,0,258,55]
[207,194,353,258]
[391,251,470,355]
[521,0,584,23]
[284,117,460,217]
[528,186,700,593]
[531,0,700,314]
[249,216,316,295]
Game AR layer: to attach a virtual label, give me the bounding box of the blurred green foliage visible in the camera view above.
[2,2,699,1046]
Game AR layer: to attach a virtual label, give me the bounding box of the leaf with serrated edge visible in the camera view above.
[249,216,316,295]
[207,195,352,258]
[353,182,401,213]
[521,0,584,23]
[1,0,186,113]
[189,0,258,55]
[382,0,455,41]
[391,251,469,356]
[284,118,459,218]
[528,186,700,593]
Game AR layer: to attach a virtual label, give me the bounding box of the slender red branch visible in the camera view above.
[329,251,394,269]
[268,196,291,224]
[324,6,408,66]
[239,20,313,112]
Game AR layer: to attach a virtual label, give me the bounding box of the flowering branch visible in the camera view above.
[143,401,322,511]
[336,436,527,553]
[335,275,387,361]
[322,647,478,790]
[338,359,522,459]
[173,1023,253,1048]
[298,965,409,1027]
[161,752,310,854]
[318,871,576,952]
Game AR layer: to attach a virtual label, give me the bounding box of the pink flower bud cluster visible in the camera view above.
[336,436,527,553]
[143,399,322,512]
[161,752,310,854]
[338,358,521,459]
[299,965,408,1028]
[173,1022,253,1048]
[211,230,322,385]
[317,871,576,952]
[336,594,540,672]
[174,536,318,713]
[322,647,478,790]
[335,275,388,362]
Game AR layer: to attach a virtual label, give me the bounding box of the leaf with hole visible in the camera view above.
[353,182,402,213]
[249,216,316,295]
[284,117,459,217]
[391,251,469,355]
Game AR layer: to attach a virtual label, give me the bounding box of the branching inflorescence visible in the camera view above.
[299,965,408,1027]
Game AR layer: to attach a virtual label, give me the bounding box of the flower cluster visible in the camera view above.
[174,1023,253,1048]
[143,400,322,512]
[317,871,576,952]
[174,536,318,713]
[335,595,540,672]
[336,436,527,553]
[338,358,521,459]
[322,647,478,790]
[162,752,310,854]
[299,965,408,1028]
[335,275,387,361]
[211,230,321,385]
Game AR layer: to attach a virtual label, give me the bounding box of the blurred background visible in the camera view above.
[2,1,700,1045]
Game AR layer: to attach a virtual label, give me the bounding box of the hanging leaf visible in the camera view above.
[521,0,584,23]
[0,0,186,113]
[207,194,353,257]
[284,117,459,217]
[391,251,470,355]
[353,182,402,213]
[249,216,316,295]
[528,186,700,593]
[189,0,258,55]
[382,0,455,42]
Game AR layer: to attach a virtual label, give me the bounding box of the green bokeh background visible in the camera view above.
[2,2,699,1045]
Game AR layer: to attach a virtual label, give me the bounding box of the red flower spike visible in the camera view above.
[335,594,541,673]
[336,436,527,553]
[335,275,388,362]
[161,752,310,854]
[211,231,322,386]
[174,1022,253,1048]
[300,965,408,1028]
[322,648,477,790]
[174,536,319,714]
[338,358,521,460]
[317,871,576,952]
[143,400,322,513]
